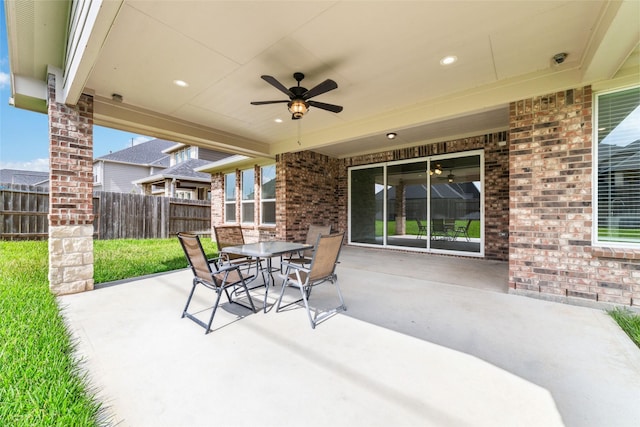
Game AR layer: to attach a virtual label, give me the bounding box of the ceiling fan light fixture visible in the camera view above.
[288,99,308,118]
[429,163,443,175]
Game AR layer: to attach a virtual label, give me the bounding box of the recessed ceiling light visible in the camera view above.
[386,132,397,139]
[173,79,189,87]
[274,118,283,123]
[440,55,457,66]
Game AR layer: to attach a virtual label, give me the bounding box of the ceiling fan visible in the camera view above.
[250,72,343,120]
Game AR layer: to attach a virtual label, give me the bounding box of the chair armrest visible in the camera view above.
[280,261,311,274]
[214,263,241,273]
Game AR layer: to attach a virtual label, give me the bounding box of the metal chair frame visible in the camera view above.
[415,219,428,239]
[454,219,473,242]
[213,225,262,279]
[177,232,256,334]
[430,218,455,241]
[287,224,331,266]
[276,232,346,329]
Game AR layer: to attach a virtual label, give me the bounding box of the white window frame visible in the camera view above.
[593,85,640,248]
[260,164,276,225]
[224,172,236,223]
[241,168,255,224]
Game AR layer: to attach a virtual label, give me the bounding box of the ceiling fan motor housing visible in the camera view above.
[251,71,342,119]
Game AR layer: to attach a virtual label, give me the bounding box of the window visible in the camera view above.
[261,165,276,225]
[175,147,192,164]
[595,86,640,246]
[93,163,102,183]
[241,168,255,223]
[224,173,236,222]
[176,190,193,200]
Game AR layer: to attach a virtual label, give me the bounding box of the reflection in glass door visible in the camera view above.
[429,155,482,254]
[386,161,428,249]
[349,152,483,255]
[350,166,384,245]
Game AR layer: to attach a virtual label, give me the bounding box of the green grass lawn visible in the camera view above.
[609,307,640,350]
[0,238,215,426]
[376,220,481,238]
[0,241,103,426]
[1,237,638,425]
[93,238,217,283]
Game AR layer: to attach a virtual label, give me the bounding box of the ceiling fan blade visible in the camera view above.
[251,100,289,105]
[261,75,294,98]
[308,100,343,113]
[302,79,338,100]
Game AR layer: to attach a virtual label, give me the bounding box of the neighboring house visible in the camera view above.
[93,139,173,194]
[0,169,49,188]
[134,144,231,200]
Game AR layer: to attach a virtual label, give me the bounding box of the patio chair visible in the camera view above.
[177,232,256,334]
[415,219,428,239]
[431,218,453,240]
[213,225,261,276]
[287,224,331,266]
[453,219,473,242]
[276,232,346,329]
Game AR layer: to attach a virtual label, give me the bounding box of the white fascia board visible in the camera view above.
[134,174,210,185]
[581,0,640,82]
[11,75,48,113]
[63,0,123,105]
[195,155,253,173]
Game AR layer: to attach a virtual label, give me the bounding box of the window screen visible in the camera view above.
[224,173,236,222]
[595,86,640,245]
[261,165,276,225]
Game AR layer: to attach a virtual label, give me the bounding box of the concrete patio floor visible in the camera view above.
[59,246,640,427]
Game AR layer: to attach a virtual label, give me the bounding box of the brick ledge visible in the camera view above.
[591,247,640,260]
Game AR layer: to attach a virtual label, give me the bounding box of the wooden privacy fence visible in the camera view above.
[0,184,211,240]
[0,184,49,240]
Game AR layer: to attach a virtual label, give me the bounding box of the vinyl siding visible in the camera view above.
[102,163,152,193]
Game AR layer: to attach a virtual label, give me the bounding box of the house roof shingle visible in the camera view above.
[0,169,49,186]
[134,159,212,184]
[95,139,174,166]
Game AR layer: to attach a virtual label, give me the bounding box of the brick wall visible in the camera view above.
[276,151,342,242]
[509,86,640,307]
[211,173,224,226]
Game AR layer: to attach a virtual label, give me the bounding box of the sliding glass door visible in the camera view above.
[350,166,384,245]
[349,151,483,256]
[429,154,482,254]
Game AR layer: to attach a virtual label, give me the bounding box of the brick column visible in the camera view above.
[47,72,95,295]
[211,173,224,225]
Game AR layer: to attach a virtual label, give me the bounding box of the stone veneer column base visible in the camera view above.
[48,225,94,295]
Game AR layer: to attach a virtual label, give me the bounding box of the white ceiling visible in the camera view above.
[7,1,640,159]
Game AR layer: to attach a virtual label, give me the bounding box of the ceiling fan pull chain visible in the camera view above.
[297,120,302,145]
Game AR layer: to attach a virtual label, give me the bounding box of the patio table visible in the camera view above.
[221,241,313,312]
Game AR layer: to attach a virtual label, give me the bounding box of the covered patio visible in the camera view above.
[59,247,640,427]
